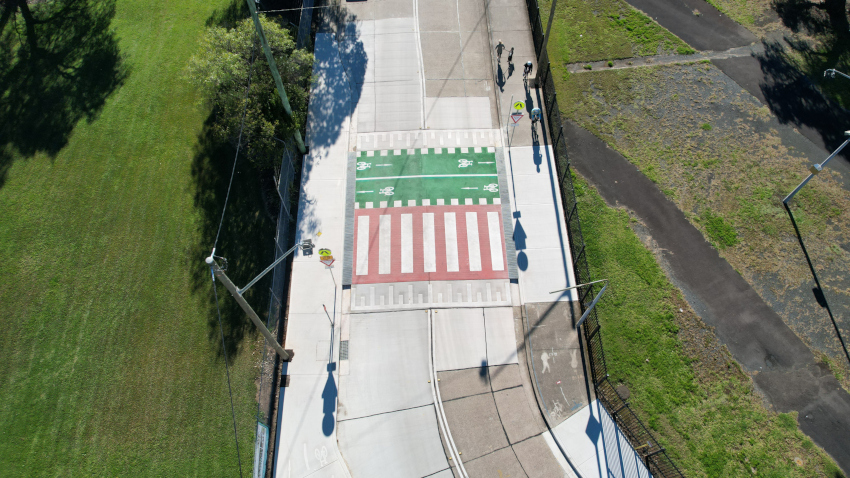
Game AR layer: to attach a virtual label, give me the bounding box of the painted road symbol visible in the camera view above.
[484,183,499,192]
[379,186,395,196]
[356,162,372,170]
[458,158,473,167]
[510,113,523,124]
[513,100,525,110]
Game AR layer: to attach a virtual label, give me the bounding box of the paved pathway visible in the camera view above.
[565,43,764,74]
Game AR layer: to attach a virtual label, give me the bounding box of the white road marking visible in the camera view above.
[356,174,497,181]
[356,216,369,275]
[379,215,391,274]
[444,212,459,272]
[466,212,481,272]
[488,211,504,271]
[423,213,436,272]
[401,214,413,273]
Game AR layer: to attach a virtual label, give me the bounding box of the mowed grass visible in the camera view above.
[538,0,693,65]
[573,172,844,477]
[0,0,273,475]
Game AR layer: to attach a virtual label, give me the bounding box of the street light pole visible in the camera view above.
[206,239,314,362]
[551,279,608,328]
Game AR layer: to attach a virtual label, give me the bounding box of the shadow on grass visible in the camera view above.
[189,0,367,358]
[783,201,850,367]
[0,0,128,188]
[754,39,850,162]
[191,115,277,359]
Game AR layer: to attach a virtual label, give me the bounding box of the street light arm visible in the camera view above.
[784,135,850,204]
[549,279,609,329]
[238,240,310,294]
[550,278,607,294]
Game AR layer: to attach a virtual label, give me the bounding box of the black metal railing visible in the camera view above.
[523,1,685,476]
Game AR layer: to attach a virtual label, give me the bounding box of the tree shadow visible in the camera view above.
[754,39,850,162]
[0,0,128,189]
[303,3,366,151]
[190,115,278,359]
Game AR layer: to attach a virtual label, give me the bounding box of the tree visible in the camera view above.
[187,16,312,168]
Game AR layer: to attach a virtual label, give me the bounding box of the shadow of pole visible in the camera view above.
[784,201,850,366]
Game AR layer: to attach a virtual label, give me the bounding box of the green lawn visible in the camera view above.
[538,0,693,65]
[0,0,273,475]
[573,172,844,477]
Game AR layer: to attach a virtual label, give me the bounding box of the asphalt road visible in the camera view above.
[564,120,850,473]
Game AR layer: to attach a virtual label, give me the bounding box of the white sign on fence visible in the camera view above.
[253,422,269,478]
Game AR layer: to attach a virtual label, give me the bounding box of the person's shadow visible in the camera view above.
[507,61,515,80]
[497,63,505,92]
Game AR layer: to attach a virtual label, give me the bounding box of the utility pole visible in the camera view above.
[206,239,314,362]
[245,0,307,153]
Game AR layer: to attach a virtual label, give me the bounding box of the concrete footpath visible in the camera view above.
[272,0,649,476]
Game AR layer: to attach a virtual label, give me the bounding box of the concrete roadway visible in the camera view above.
[273,0,651,477]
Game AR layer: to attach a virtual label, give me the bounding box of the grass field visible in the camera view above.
[0,0,274,475]
[538,0,693,65]
[574,172,845,477]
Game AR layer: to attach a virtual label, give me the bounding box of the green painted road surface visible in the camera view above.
[354,147,501,206]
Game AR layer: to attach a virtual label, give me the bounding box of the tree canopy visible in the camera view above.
[187,16,312,168]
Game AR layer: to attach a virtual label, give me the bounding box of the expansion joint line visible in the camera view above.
[427,309,469,477]
[412,0,426,129]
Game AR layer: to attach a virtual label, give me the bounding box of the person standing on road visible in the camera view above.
[507,47,514,64]
[496,40,505,61]
[523,61,533,78]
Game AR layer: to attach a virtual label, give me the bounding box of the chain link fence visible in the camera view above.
[524,1,685,475]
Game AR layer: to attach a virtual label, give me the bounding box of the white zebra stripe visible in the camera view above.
[401,214,413,273]
[379,215,391,275]
[423,213,436,272]
[487,211,504,271]
[444,213,459,272]
[466,212,482,272]
[356,216,370,275]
